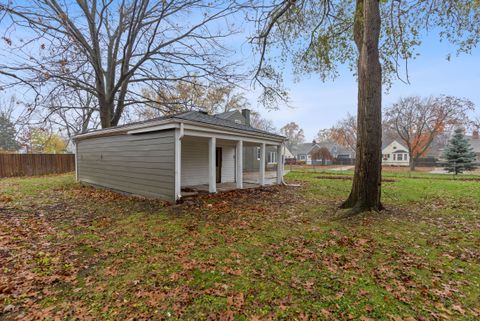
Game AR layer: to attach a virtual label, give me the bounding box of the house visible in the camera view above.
[73,109,286,202]
[292,141,355,165]
[382,140,410,166]
[466,130,480,161]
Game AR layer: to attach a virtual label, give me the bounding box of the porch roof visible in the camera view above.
[74,111,285,142]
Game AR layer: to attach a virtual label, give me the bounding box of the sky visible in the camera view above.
[1,2,480,141]
[247,36,480,141]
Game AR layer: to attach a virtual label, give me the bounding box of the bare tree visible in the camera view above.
[280,122,305,151]
[310,146,333,165]
[136,81,251,117]
[384,95,474,171]
[248,0,480,213]
[329,114,357,153]
[42,88,100,146]
[1,0,243,128]
[470,116,480,133]
[250,111,276,132]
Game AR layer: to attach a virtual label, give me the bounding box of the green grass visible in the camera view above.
[1,171,479,320]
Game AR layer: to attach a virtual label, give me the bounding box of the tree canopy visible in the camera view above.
[0,0,243,128]
[251,0,480,102]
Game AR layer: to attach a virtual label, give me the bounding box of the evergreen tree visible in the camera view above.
[443,128,477,175]
[0,114,19,152]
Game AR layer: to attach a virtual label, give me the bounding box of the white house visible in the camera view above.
[382,140,410,166]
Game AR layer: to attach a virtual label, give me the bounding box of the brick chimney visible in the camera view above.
[473,130,479,139]
[241,109,251,126]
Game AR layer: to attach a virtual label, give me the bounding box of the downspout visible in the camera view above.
[179,122,185,140]
[280,139,287,185]
[280,139,300,187]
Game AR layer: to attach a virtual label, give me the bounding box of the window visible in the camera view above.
[397,154,403,161]
[256,147,261,160]
[393,154,396,161]
[268,152,277,164]
[404,153,408,160]
[299,154,306,160]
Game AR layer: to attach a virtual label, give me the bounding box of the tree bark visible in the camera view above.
[341,0,383,213]
[410,156,416,171]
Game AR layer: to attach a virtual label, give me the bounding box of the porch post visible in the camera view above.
[208,137,217,193]
[236,140,243,189]
[259,143,266,186]
[174,128,182,200]
[276,144,283,184]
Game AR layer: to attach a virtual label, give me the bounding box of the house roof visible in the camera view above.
[382,140,408,152]
[74,110,284,140]
[291,143,317,155]
[466,136,480,153]
[215,110,243,120]
[292,141,354,156]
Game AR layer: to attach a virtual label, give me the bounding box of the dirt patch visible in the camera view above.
[316,175,397,183]
[381,166,434,173]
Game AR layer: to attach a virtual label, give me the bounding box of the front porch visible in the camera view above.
[181,171,279,197]
[175,128,286,201]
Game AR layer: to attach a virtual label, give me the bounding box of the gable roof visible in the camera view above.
[382,140,408,153]
[74,110,284,140]
[291,143,318,155]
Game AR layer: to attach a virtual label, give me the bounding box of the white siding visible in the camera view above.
[382,140,410,166]
[221,145,235,183]
[181,137,236,186]
[181,139,209,186]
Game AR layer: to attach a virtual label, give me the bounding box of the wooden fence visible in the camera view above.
[0,154,75,178]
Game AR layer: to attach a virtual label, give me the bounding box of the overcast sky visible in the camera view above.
[246,35,480,141]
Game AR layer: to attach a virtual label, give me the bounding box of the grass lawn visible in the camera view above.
[1,171,479,320]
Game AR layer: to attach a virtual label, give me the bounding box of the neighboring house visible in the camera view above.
[420,130,480,162]
[291,141,354,165]
[73,109,286,202]
[466,131,480,161]
[382,140,410,166]
[283,146,295,160]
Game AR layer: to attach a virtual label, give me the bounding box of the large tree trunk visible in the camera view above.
[99,97,114,128]
[341,0,383,213]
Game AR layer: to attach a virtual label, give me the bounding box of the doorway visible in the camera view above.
[216,147,222,183]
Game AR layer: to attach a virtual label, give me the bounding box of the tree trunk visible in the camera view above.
[99,98,114,128]
[410,157,416,171]
[341,0,383,213]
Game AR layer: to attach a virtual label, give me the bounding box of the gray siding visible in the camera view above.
[77,130,176,201]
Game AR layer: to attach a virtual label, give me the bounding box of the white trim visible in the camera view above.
[259,143,266,186]
[183,128,281,145]
[75,142,78,181]
[128,123,178,134]
[236,140,243,189]
[208,137,217,193]
[76,118,284,143]
[174,128,182,201]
